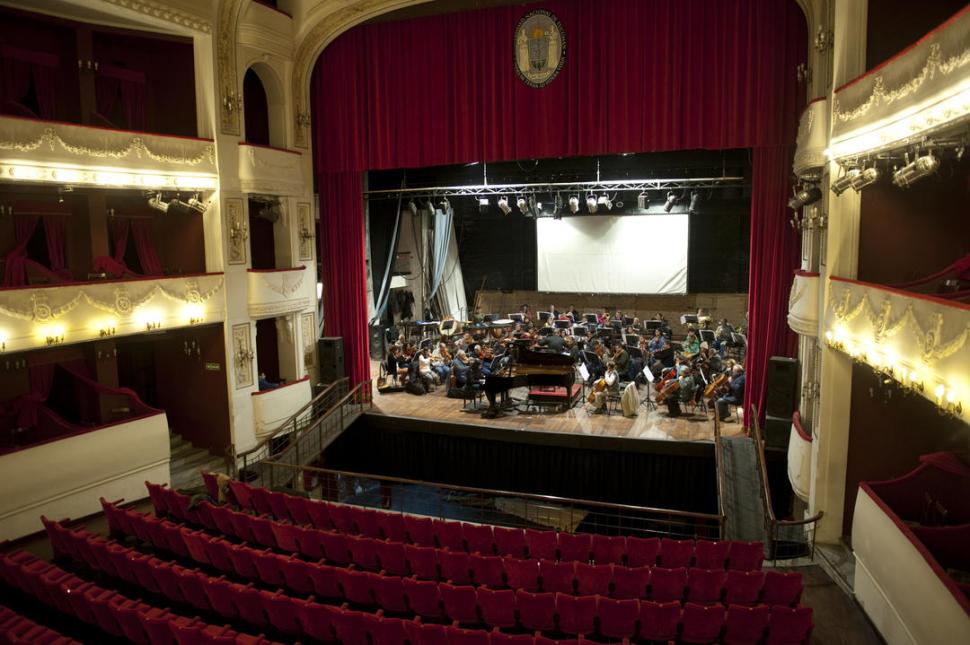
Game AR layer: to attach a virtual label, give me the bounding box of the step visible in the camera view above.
[170,446,218,472]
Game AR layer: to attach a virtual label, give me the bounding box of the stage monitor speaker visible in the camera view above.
[764,414,791,451]
[319,336,345,383]
[369,325,385,360]
[765,356,799,418]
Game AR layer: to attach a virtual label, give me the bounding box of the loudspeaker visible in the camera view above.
[765,356,799,418]
[368,325,385,360]
[764,414,791,451]
[318,337,345,383]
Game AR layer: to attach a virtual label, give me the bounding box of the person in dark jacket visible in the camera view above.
[716,364,745,422]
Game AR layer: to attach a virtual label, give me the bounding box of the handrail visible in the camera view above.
[749,404,823,559]
[232,378,350,475]
[262,459,723,522]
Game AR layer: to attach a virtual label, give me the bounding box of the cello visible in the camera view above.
[704,373,729,400]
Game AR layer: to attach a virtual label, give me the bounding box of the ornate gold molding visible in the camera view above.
[217,0,246,136]
[100,0,211,33]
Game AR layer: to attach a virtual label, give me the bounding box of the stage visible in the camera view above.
[368,362,745,443]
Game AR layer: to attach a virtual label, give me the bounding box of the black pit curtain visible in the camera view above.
[324,425,718,514]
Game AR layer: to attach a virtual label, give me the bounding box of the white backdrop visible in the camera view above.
[537,215,688,294]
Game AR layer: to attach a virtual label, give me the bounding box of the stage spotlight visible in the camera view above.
[497,195,511,215]
[597,194,612,211]
[586,195,598,214]
[439,197,451,212]
[478,197,489,214]
[663,191,679,212]
[516,196,529,214]
[406,199,418,216]
[688,191,700,214]
[787,183,822,210]
[568,195,580,213]
[892,153,939,188]
[187,196,208,213]
[830,168,860,196]
[850,167,881,192]
[148,194,168,213]
[170,198,206,217]
[637,192,649,209]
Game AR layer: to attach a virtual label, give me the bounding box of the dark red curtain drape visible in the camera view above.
[0,44,57,118]
[95,64,146,130]
[131,219,163,276]
[2,214,38,286]
[311,0,806,393]
[42,214,69,280]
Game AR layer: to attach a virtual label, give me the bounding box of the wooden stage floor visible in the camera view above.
[369,363,746,443]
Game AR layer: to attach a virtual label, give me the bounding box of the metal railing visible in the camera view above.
[257,459,724,540]
[232,378,351,478]
[712,415,729,533]
[749,405,823,561]
[237,380,372,485]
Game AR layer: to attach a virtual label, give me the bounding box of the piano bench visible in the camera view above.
[527,384,582,412]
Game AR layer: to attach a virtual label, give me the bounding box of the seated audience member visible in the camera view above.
[716,364,746,422]
[258,372,278,391]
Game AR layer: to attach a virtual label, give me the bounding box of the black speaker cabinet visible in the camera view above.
[764,414,792,451]
[368,325,385,360]
[765,356,799,419]
[318,336,345,384]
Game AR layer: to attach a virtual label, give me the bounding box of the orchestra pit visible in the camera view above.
[0,1,968,644]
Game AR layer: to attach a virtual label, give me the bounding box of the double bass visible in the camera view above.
[654,366,680,403]
[704,373,730,400]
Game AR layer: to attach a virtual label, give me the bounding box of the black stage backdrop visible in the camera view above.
[323,417,719,515]
[368,150,751,302]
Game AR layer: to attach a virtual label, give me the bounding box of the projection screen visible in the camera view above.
[536,215,688,294]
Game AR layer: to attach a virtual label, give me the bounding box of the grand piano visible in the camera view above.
[482,345,576,418]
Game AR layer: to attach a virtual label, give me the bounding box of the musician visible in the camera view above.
[699,342,724,375]
[520,304,533,324]
[431,342,452,383]
[612,343,630,379]
[714,318,735,355]
[716,365,746,422]
[539,328,566,352]
[548,304,560,320]
[682,329,701,356]
[415,347,437,389]
[591,361,619,412]
[597,308,611,326]
[647,328,667,353]
[653,312,673,338]
[567,304,579,321]
[452,350,474,387]
[386,345,410,382]
[678,364,698,406]
[584,341,606,381]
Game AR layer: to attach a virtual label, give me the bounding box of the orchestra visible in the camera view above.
[378,304,747,421]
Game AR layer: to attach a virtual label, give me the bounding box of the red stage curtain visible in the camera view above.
[2,213,38,286]
[42,215,70,280]
[131,219,163,275]
[311,0,805,393]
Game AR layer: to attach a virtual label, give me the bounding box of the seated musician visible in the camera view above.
[682,329,701,357]
[564,336,580,362]
[716,364,745,422]
[597,308,611,326]
[472,345,494,377]
[386,345,410,383]
[653,312,673,338]
[520,304,533,325]
[452,350,475,387]
[714,317,735,355]
[612,343,630,380]
[431,342,452,383]
[696,307,713,329]
[678,365,698,405]
[591,361,619,412]
[648,328,667,353]
[415,347,437,388]
[699,342,724,374]
[539,329,566,352]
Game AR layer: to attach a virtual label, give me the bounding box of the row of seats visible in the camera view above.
[0,603,80,645]
[102,501,802,607]
[0,551,281,645]
[150,482,765,572]
[43,518,813,643]
[190,479,765,570]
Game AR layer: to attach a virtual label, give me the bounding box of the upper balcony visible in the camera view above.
[0,114,216,192]
[787,270,820,337]
[0,272,225,353]
[238,143,304,197]
[247,265,310,318]
[823,275,969,421]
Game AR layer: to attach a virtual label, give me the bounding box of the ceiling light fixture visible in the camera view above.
[568,195,580,213]
[497,195,511,215]
[688,191,700,214]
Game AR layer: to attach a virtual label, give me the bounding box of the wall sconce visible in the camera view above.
[46,332,64,346]
[229,215,249,245]
[145,321,161,331]
[4,359,27,371]
[300,226,315,243]
[96,348,117,361]
[184,340,201,357]
[296,112,311,129]
[184,304,205,326]
[0,333,6,352]
[235,347,254,370]
[223,91,242,115]
[98,319,117,338]
[813,25,833,52]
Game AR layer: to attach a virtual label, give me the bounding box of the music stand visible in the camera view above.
[680,314,699,325]
[623,317,634,326]
[572,325,588,337]
[699,329,716,344]
[625,334,640,347]
[483,314,498,323]
[644,320,662,332]
[508,313,524,323]
[538,311,552,322]
[554,319,571,330]
[611,320,623,333]
[537,327,554,336]
[628,347,644,361]
[584,313,598,325]
[731,333,747,347]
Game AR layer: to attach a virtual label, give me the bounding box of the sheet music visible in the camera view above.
[578,363,590,382]
[643,365,654,382]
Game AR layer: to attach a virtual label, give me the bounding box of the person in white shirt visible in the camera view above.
[417,347,436,388]
[592,361,619,412]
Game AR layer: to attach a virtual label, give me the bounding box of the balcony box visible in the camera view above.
[251,376,312,441]
[0,411,170,541]
[787,270,820,337]
[238,143,304,197]
[247,266,309,317]
[792,97,828,181]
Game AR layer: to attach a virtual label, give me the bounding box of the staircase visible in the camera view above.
[721,435,768,542]
[169,433,226,491]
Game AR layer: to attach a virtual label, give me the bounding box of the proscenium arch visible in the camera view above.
[289,0,825,148]
[243,61,286,148]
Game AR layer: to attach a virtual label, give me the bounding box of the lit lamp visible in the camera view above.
[40,324,65,346]
[97,318,117,338]
[229,215,249,245]
[0,331,6,352]
[137,310,162,331]
[184,304,205,325]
